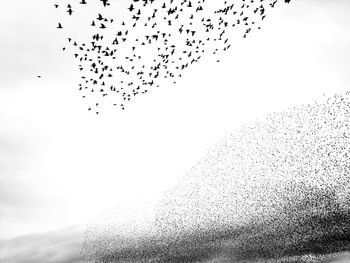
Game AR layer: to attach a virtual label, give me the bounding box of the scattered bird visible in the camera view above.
[54,0,292,113]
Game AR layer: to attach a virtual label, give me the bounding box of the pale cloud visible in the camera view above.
[0,1,60,88]
[0,226,86,263]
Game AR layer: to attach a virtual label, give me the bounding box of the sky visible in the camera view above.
[0,0,350,262]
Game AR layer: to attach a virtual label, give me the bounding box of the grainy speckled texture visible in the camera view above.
[82,91,350,262]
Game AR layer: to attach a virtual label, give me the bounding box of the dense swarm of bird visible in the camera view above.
[82,90,350,262]
[55,0,292,113]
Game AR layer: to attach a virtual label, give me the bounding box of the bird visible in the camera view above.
[54,0,293,113]
[100,0,110,7]
[67,8,73,15]
[128,4,135,12]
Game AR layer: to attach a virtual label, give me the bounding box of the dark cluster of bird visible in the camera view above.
[55,0,291,113]
[82,90,350,262]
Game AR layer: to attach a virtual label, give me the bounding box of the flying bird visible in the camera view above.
[128,4,135,12]
[54,0,293,113]
[100,0,110,7]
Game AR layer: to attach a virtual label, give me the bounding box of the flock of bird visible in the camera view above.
[55,0,292,113]
[82,90,350,262]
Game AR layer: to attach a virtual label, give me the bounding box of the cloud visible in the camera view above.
[0,0,76,89]
[0,125,55,238]
[327,253,350,263]
[0,226,86,263]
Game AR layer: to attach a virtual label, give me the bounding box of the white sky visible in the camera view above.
[0,0,350,239]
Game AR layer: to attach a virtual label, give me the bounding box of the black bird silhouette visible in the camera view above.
[128,4,135,12]
[100,0,110,7]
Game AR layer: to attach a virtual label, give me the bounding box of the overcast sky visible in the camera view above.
[0,0,350,262]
